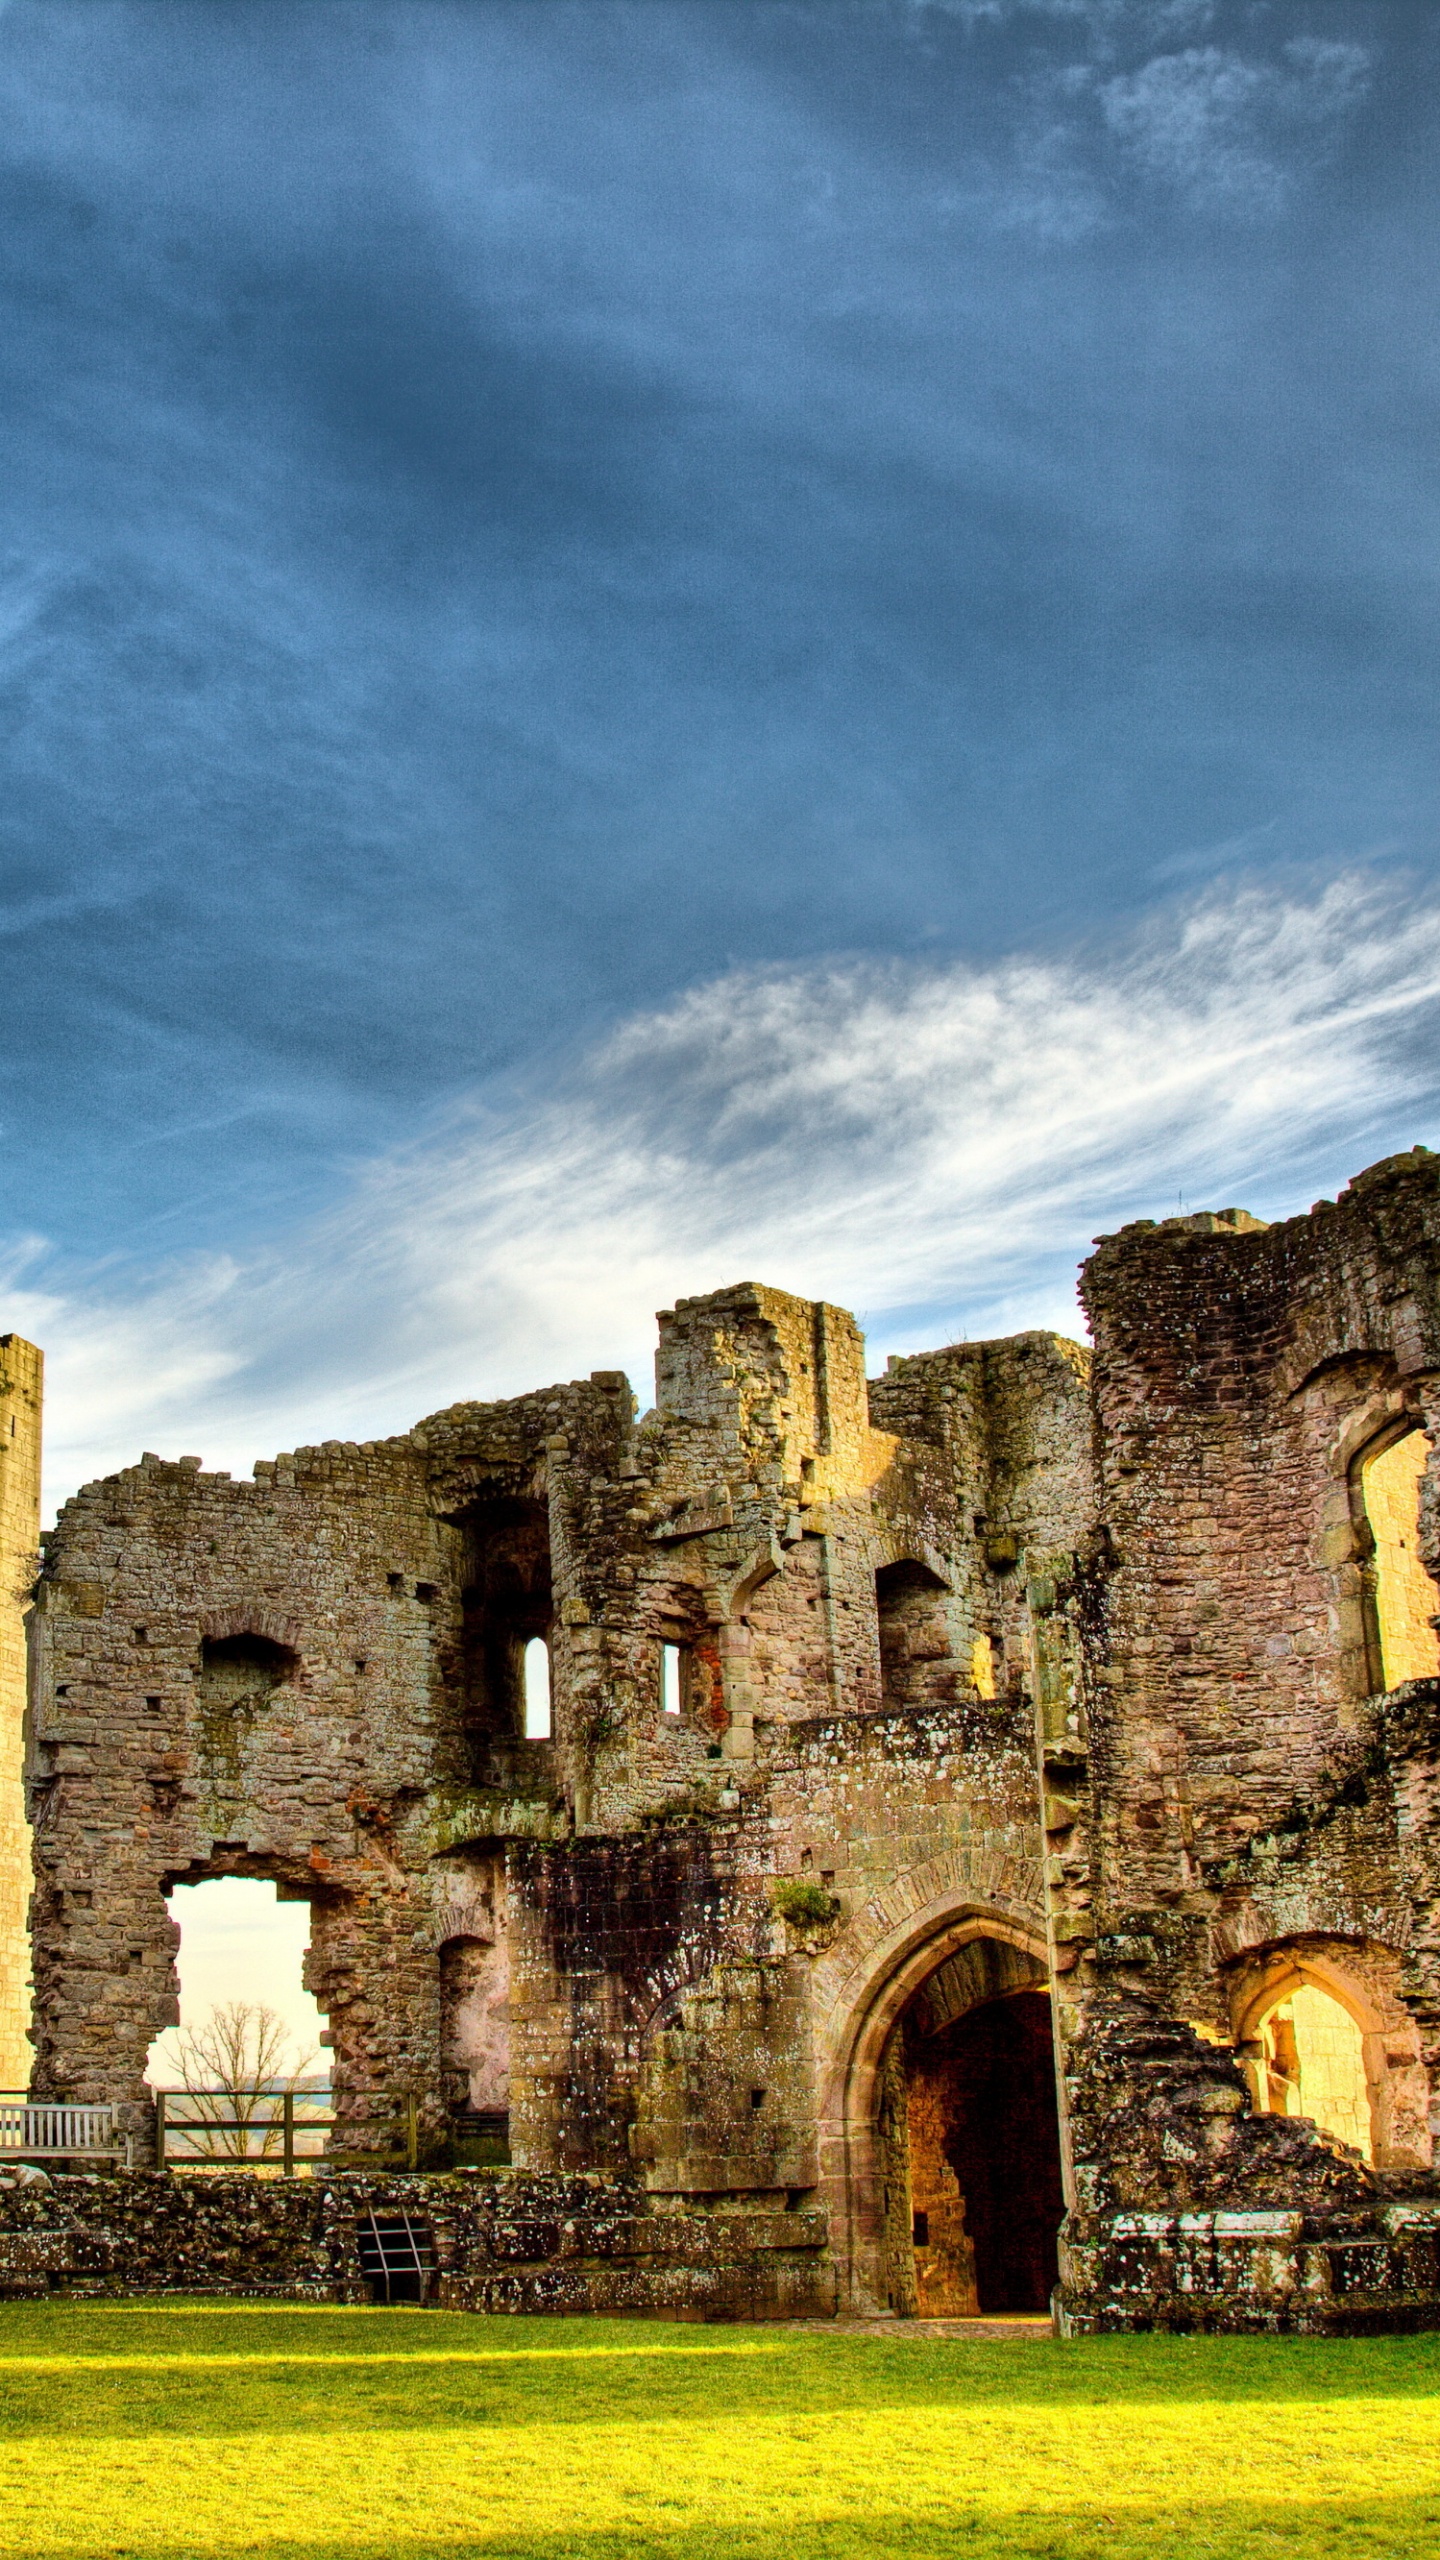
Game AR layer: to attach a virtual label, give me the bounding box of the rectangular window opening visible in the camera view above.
[660,1643,683,1718]
[523,1637,551,1739]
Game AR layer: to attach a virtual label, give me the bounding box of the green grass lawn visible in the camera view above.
[0,2301,1436,2560]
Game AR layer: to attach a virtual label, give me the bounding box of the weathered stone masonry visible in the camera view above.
[18,1150,1440,2328]
[0,1335,40,2092]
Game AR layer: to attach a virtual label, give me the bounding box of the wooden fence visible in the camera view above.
[153,2084,336,2175]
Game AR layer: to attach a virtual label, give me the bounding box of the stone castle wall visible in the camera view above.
[18,1153,1440,2330]
[0,1336,40,2089]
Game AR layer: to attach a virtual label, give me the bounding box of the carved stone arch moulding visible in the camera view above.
[1337,1398,1435,1484]
[628,1935,742,2040]
[706,1536,786,1625]
[869,1531,954,1589]
[805,1848,1049,2312]
[198,1606,305,1656]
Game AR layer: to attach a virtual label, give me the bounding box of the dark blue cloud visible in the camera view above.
[1,0,1435,1272]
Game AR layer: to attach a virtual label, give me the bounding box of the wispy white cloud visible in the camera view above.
[1099,39,1370,214]
[958,12,1372,237]
[18,877,1440,1515]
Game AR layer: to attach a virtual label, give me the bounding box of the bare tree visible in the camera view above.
[165,2002,319,2161]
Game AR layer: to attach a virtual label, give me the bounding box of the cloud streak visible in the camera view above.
[16,877,1439,1515]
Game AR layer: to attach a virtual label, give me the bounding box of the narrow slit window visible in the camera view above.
[523,1637,551,1739]
[660,1643,682,1717]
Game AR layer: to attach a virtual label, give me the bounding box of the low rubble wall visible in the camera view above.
[1058,2202,1440,2335]
[0,2169,836,2320]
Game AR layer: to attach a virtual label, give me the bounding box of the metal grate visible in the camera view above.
[356,2209,436,2304]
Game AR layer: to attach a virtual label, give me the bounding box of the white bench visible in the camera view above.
[0,2095,133,2169]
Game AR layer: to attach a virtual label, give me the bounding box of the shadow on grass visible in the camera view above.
[5,2500,1440,2560]
[0,2304,1436,2443]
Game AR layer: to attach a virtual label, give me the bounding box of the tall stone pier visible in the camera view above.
[0,1336,41,2087]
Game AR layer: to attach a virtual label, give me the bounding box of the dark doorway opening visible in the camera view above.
[882,1975,1064,2316]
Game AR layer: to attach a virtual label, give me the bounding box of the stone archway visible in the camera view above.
[809,1854,1056,2315]
[894,1943,1061,2315]
[1226,1939,1431,2169]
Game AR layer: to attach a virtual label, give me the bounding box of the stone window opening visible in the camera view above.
[1355,1426,1440,1692]
[654,1615,722,1734]
[196,1636,298,1792]
[1246,1980,1372,2162]
[453,1496,554,1766]
[198,1632,297,1713]
[523,1637,551,1739]
[875,1560,956,1713]
[1228,1947,1432,2169]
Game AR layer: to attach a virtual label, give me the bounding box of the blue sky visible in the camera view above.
[3,0,1439,1509]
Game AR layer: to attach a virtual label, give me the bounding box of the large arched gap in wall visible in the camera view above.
[886,1941,1061,2315]
[146,1854,333,2155]
[1226,1940,1431,2170]
[814,1896,1059,2317]
[1349,1420,1440,1693]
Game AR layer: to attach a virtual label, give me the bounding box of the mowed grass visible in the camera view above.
[0,2302,1436,2560]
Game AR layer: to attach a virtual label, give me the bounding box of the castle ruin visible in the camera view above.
[15,1149,1440,2328]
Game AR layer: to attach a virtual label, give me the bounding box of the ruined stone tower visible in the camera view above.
[0,1336,41,2087]
[19,1154,1440,2330]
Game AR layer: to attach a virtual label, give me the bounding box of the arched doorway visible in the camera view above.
[874,1933,1064,2316]
[1230,1948,1400,2166]
[1252,1980,1370,2158]
[813,1883,1063,2316]
[439,1933,510,2158]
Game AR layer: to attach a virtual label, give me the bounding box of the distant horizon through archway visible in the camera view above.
[144,1875,325,2090]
